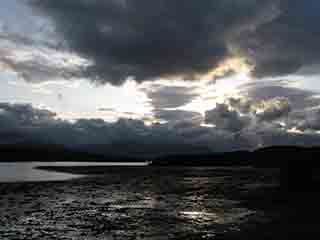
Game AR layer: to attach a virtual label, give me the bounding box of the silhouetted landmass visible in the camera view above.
[71,142,210,159]
[152,146,320,191]
[1,144,320,190]
[0,144,140,162]
[152,150,251,166]
[151,146,320,167]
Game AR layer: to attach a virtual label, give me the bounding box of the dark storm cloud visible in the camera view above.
[0,103,56,127]
[1,102,320,154]
[237,0,320,77]
[0,102,210,155]
[28,0,316,84]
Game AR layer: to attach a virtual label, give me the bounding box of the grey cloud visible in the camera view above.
[25,0,320,84]
[1,102,320,155]
[218,94,320,140]
[144,85,198,109]
[292,109,320,131]
[242,85,320,111]
[254,127,320,147]
[1,56,79,83]
[228,98,253,114]
[28,0,318,84]
[296,64,320,76]
[252,97,291,121]
[0,103,56,127]
[237,0,320,77]
[0,103,210,155]
[153,109,203,124]
[230,96,291,122]
[0,1,82,83]
[0,33,86,83]
[222,91,320,144]
[205,103,251,132]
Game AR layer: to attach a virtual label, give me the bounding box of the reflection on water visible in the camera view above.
[180,211,219,221]
[0,167,275,239]
[0,162,147,182]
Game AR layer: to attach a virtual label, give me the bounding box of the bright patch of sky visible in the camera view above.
[0,73,153,121]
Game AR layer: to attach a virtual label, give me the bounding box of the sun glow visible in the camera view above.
[179,60,253,116]
[139,57,254,119]
[200,57,252,82]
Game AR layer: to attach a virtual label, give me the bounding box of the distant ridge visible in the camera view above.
[1,144,319,167]
[151,146,320,167]
[0,143,140,162]
[1,144,319,189]
[151,145,320,190]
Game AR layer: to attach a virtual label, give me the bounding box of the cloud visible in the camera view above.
[2,1,320,155]
[205,94,316,136]
[228,98,253,114]
[205,103,251,132]
[0,103,56,127]
[228,96,291,123]
[253,97,291,121]
[0,31,91,83]
[13,1,294,84]
[144,85,198,109]
[153,109,203,124]
[0,53,80,83]
[0,102,210,155]
[1,102,320,155]
[292,109,320,132]
[23,0,320,84]
[213,93,320,147]
[240,83,320,111]
[0,1,87,83]
[233,0,320,77]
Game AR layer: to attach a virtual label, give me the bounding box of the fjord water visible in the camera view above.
[0,167,282,239]
[0,162,148,182]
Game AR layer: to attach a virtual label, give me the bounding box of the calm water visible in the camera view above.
[0,162,148,182]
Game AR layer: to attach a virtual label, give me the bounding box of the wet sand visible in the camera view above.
[0,167,316,239]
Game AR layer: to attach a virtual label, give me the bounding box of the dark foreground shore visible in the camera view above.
[0,166,318,239]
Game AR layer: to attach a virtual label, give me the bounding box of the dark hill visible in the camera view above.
[151,146,320,167]
[1,144,319,190]
[0,144,139,162]
[152,146,320,191]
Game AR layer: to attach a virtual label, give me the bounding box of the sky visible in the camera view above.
[1,0,320,157]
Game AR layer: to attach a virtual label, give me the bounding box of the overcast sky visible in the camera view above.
[1,0,320,156]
